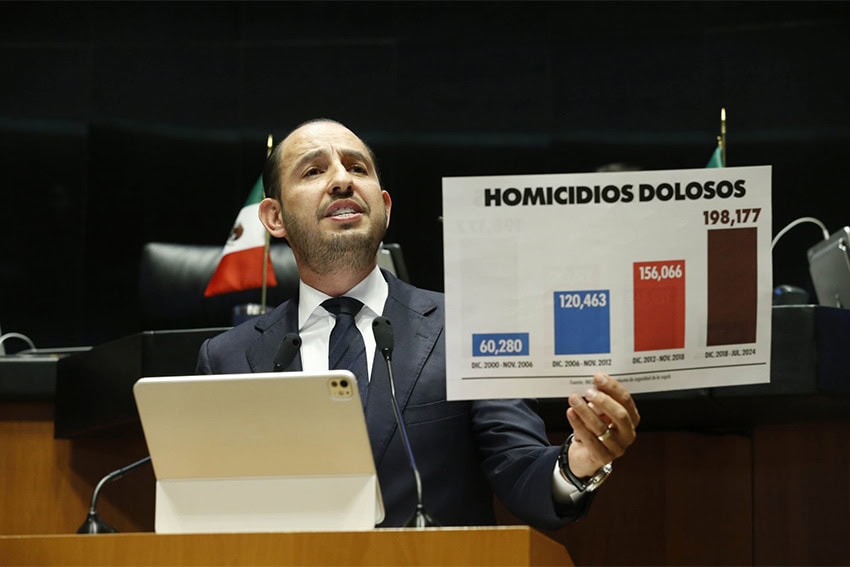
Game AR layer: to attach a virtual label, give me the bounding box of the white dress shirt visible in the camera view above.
[296,265,388,381]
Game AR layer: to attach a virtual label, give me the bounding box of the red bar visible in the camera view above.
[633,260,686,351]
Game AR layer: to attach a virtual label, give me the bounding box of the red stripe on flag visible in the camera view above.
[204,247,278,297]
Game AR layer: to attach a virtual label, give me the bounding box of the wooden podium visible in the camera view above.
[0,527,572,566]
[5,307,850,564]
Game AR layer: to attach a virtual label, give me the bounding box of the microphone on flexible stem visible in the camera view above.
[77,455,152,534]
[372,316,438,528]
[273,332,302,371]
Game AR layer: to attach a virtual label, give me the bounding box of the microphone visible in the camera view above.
[372,316,438,528]
[273,332,302,371]
[77,455,152,534]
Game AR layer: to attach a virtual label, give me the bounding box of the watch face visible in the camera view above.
[585,462,613,492]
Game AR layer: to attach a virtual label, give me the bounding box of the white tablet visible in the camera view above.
[133,370,383,533]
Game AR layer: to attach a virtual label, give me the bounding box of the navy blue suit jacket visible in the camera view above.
[196,271,590,529]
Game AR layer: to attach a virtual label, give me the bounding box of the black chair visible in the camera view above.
[139,241,409,330]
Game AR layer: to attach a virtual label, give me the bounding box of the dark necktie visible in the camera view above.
[322,297,369,407]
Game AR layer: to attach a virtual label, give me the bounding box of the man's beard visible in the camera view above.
[281,207,387,276]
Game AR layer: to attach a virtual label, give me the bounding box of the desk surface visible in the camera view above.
[0,527,571,567]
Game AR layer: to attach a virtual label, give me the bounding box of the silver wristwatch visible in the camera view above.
[558,434,613,492]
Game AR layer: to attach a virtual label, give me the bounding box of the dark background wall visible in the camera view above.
[2,1,849,348]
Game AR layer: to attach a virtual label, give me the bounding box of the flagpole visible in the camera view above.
[261,134,273,313]
[719,107,727,167]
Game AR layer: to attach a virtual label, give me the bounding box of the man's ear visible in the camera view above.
[382,190,392,228]
[258,197,287,238]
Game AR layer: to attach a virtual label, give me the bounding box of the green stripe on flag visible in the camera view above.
[706,145,724,168]
[245,175,265,205]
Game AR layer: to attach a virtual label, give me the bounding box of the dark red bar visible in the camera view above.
[707,227,758,345]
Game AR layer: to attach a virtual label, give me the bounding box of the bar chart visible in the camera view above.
[442,166,772,399]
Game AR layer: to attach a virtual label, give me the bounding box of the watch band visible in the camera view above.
[558,434,613,492]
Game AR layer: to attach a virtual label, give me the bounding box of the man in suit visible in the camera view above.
[197,118,640,530]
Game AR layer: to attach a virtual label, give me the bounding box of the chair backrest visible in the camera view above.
[139,241,409,330]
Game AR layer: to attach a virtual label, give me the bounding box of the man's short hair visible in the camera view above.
[262,118,380,201]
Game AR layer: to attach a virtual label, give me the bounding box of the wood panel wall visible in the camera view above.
[0,402,154,535]
[2,401,849,564]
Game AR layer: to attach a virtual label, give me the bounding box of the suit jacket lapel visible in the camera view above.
[245,300,303,373]
[366,274,441,468]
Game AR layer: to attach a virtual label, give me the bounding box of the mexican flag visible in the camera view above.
[204,176,278,297]
[706,144,724,168]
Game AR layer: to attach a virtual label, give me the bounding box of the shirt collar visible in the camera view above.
[297,265,388,329]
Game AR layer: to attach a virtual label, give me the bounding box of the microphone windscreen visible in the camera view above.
[273,332,302,371]
[372,316,394,356]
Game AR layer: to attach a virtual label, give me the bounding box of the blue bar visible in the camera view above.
[553,290,611,355]
[472,333,530,357]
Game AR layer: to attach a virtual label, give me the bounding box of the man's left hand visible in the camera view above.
[565,372,640,478]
